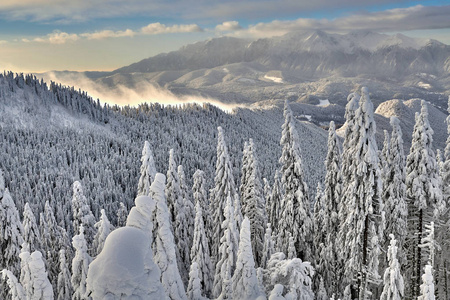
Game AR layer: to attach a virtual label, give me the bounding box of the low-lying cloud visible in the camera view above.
[41,72,245,112]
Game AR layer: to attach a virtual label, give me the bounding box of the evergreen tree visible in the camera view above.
[321,121,342,296]
[338,88,384,299]
[92,209,113,255]
[71,225,92,300]
[165,149,190,285]
[0,181,24,300]
[137,140,157,196]
[418,264,436,300]
[268,284,286,300]
[1,269,25,300]
[240,138,267,267]
[190,201,213,297]
[269,170,282,235]
[187,262,207,300]
[178,165,195,253]
[211,127,238,262]
[22,203,42,254]
[116,202,128,228]
[380,235,404,300]
[277,101,312,260]
[151,173,187,300]
[383,117,408,266]
[192,170,210,237]
[287,232,296,260]
[21,251,54,300]
[263,178,272,222]
[57,249,72,300]
[261,222,275,269]
[213,194,239,298]
[72,181,96,253]
[406,101,445,299]
[232,217,266,300]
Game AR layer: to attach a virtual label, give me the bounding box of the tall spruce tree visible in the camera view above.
[380,235,404,300]
[213,194,239,298]
[338,88,384,299]
[151,173,187,300]
[192,170,210,238]
[239,138,266,267]
[22,203,42,254]
[190,201,213,297]
[72,181,96,252]
[137,140,157,196]
[406,101,445,299]
[178,165,195,253]
[211,127,238,262]
[56,249,72,300]
[71,225,92,300]
[232,217,266,300]
[269,170,282,236]
[383,117,408,267]
[321,121,342,296]
[165,149,190,285]
[277,101,312,260]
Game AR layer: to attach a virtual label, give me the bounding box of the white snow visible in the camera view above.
[317,99,330,107]
[264,75,283,83]
[86,226,167,299]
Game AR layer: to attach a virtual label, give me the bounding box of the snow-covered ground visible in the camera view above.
[317,99,330,107]
[264,75,283,83]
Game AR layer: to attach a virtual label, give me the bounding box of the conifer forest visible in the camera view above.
[1,71,450,300]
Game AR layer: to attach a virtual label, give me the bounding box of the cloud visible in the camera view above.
[41,71,243,112]
[230,5,450,39]
[27,30,79,44]
[0,40,7,44]
[81,29,136,40]
[141,22,203,35]
[215,21,242,32]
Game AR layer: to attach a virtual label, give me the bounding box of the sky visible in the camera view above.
[0,0,449,73]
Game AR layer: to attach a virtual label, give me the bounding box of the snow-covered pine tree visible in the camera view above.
[22,202,42,254]
[165,149,190,285]
[116,202,128,227]
[71,225,92,300]
[190,200,213,297]
[277,101,312,260]
[211,127,238,262]
[232,217,266,300]
[383,117,407,267]
[103,191,165,299]
[442,95,450,206]
[380,234,404,300]
[313,182,327,296]
[263,178,272,221]
[57,249,72,300]
[287,232,296,260]
[406,101,445,299]
[187,262,207,300]
[240,138,267,267]
[418,264,436,300]
[338,88,384,299]
[269,170,282,237]
[92,209,114,255]
[151,173,187,300]
[380,130,390,180]
[213,194,239,298]
[137,140,157,196]
[1,269,25,300]
[261,222,275,269]
[22,251,54,300]
[72,181,96,253]
[0,182,24,300]
[192,170,210,238]
[178,165,195,253]
[321,120,342,296]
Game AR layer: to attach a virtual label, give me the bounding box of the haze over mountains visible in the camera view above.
[42,30,449,108]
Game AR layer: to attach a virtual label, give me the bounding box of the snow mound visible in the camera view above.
[86,227,167,299]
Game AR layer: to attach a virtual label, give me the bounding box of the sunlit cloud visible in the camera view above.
[24,30,80,44]
[81,29,136,40]
[215,21,242,32]
[0,40,8,44]
[140,23,203,35]
[229,5,450,38]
